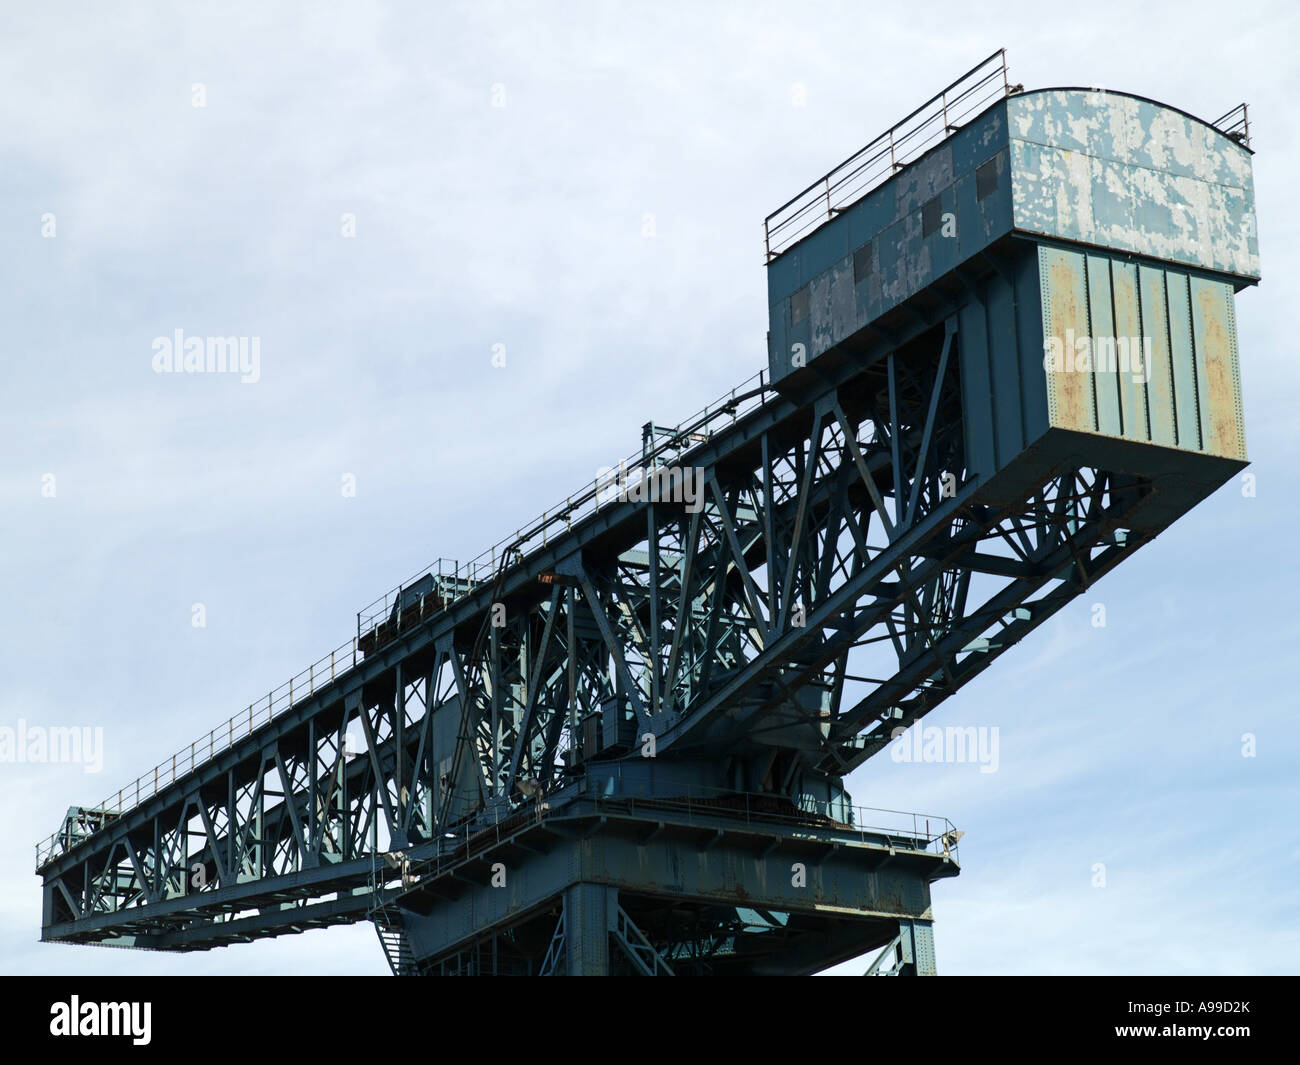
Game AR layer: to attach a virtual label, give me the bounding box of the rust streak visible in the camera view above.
[1049,255,1087,431]
[1196,287,1242,459]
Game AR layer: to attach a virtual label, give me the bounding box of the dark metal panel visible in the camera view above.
[986,265,1027,465]
[956,293,996,481]
[767,97,1015,384]
[563,883,612,976]
[1014,248,1050,448]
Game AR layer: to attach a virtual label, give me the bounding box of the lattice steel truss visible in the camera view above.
[39,313,1151,954]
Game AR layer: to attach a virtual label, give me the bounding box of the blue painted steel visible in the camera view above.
[768,87,1259,387]
[34,59,1259,976]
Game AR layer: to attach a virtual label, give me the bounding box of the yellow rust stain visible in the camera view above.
[1196,287,1243,459]
[1049,254,1088,431]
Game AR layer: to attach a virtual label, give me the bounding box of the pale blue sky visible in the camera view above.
[3,0,1297,975]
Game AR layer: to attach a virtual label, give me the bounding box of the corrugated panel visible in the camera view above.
[1040,245,1094,432]
[1110,260,1150,443]
[1085,253,1123,438]
[958,296,997,478]
[1139,265,1177,448]
[1037,244,1246,461]
[1165,272,1201,450]
[1190,276,1247,460]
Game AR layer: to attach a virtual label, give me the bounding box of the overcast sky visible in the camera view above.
[2,0,1297,975]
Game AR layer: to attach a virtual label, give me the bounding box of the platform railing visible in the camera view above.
[35,633,367,867]
[356,367,773,634]
[1212,103,1251,149]
[587,790,959,860]
[355,559,466,637]
[764,48,1014,262]
[37,368,777,869]
[573,770,960,858]
[383,781,960,893]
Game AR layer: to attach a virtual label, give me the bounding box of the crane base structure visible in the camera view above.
[375,788,954,975]
[36,52,1258,976]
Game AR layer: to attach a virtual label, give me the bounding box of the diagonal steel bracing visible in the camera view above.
[38,317,1158,948]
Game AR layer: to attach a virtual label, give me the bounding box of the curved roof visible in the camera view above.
[1019,86,1252,155]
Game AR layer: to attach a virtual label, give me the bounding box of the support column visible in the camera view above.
[899,917,937,975]
[564,883,615,975]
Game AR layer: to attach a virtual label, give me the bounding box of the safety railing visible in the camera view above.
[764,49,1015,261]
[1212,103,1251,149]
[37,367,778,869]
[355,367,773,635]
[35,634,363,867]
[580,771,960,858]
[586,790,959,859]
[392,781,960,891]
[355,559,465,637]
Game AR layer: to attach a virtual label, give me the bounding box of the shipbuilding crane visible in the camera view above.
[36,51,1258,974]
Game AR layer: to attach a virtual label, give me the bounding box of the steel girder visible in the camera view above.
[39,311,1154,949]
[387,796,955,975]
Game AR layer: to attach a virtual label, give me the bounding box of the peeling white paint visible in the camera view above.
[1009,90,1258,279]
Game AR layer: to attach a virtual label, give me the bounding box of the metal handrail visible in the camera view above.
[574,771,959,857]
[1212,103,1251,149]
[36,367,778,868]
[764,49,1014,261]
[35,634,363,866]
[394,782,960,891]
[588,792,956,856]
[355,367,773,633]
